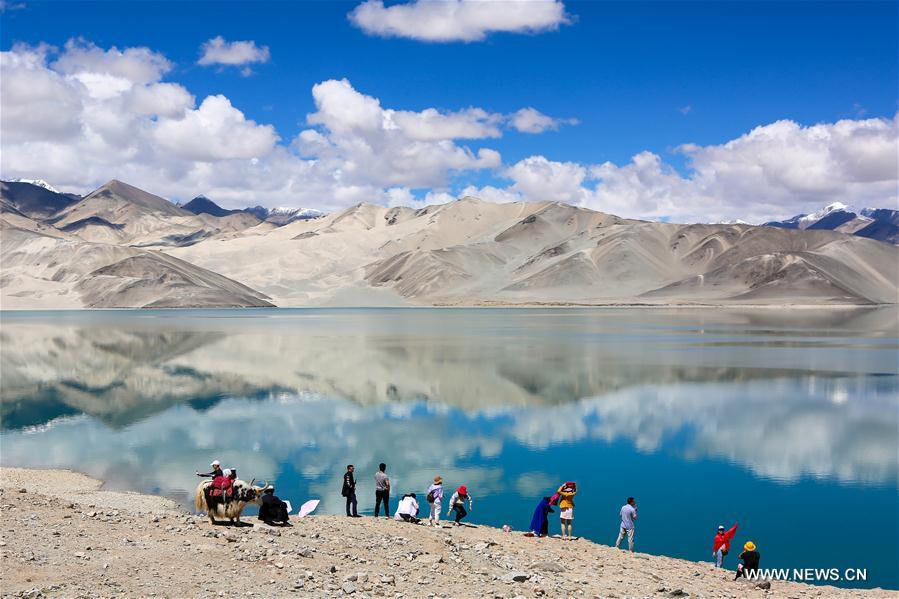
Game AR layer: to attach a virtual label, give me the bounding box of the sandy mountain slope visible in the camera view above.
[0,220,273,309]
[50,180,264,247]
[169,197,898,306]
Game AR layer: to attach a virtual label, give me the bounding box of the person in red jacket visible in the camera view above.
[713,523,738,567]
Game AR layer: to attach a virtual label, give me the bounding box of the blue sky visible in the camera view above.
[1,1,897,221]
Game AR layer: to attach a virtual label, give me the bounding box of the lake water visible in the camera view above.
[1,308,897,589]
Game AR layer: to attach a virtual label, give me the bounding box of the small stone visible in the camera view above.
[275,562,285,569]
[330,565,339,573]
[534,561,565,573]
[342,581,357,594]
[298,548,314,558]
[380,575,395,585]
[669,590,688,597]
[17,488,27,493]
[502,572,531,583]
[756,581,772,590]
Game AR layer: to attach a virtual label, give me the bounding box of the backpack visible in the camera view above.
[426,490,435,504]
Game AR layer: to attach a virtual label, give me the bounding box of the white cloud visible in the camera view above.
[125,82,195,118]
[465,116,899,223]
[4,37,894,223]
[153,95,279,161]
[53,38,171,85]
[348,0,571,42]
[297,78,502,189]
[510,107,576,133]
[0,41,518,211]
[198,36,271,71]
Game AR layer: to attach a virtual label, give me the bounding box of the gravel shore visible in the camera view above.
[0,468,890,599]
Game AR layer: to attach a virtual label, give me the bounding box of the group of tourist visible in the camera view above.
[341,464,473,526]
[198,459,761,578]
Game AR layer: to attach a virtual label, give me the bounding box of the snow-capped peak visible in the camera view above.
[269,206,323,217]
[10,178,60,193]
[799,202,855,226]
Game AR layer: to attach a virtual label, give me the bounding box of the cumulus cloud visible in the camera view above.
[198,36,270,75]
[465,116,899,223]
[0,40,518,210]
[348,0,571,42]
[3,37,895,222]
[510,107,577,133]
[153,95,279,161]
[297,78,502,189]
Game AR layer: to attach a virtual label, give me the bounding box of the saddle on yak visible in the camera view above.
[206,475,235,507]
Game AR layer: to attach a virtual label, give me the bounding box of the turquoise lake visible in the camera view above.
[1,308,896,589]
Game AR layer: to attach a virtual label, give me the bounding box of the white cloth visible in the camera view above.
[394,496,419,520]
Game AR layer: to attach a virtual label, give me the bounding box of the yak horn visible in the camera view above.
[249,478,255,487]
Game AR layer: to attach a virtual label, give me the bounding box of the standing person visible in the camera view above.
[426,476,444,526]
[557,482,577,540]
[528,496,554,537]
[615,497,637,552]
[196,460,223,479]
[447,485,473,525]
[374,463,390,518]
[342,464,359,517]
[735,541,761,580]
[712,523,739,568]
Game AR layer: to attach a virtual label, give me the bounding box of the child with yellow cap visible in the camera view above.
[735,541,761,580]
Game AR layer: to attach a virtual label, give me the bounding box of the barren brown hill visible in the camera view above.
[2,179,897,308]
[170,196,898,307]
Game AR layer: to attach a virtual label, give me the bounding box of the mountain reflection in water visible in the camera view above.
[1,308,896,588]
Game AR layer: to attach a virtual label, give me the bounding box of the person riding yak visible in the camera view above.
[205,468,239,509]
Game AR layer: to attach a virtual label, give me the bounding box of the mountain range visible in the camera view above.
[1,179,897,309]
[179,196,323,224]
[763,202,899,244]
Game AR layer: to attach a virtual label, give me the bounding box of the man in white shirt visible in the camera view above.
[615,497,637,552]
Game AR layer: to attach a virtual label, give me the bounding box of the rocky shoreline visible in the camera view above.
[0,468,891,599]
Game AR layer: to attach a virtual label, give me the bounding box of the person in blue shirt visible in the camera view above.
[528,496,554,537]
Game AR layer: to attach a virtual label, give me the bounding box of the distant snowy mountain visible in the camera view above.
[1,180,80,218]
[9,179,61,194]
[764,202,898,244]
[245,205,324,225]
[182,197,324,225]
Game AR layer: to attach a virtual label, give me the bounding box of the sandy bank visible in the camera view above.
[0,468,890,599]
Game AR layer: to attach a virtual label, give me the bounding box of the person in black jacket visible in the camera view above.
[342,464,360,517]
[258,485,289,525]
[195,460,223,479]
[735,541,761,579]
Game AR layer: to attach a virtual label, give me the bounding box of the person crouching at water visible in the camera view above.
[713,523,738,567]
[427,476,444,526]
[258,485,290,525]
[196,460,223,479]
[528,496,554,537]
[447,486,472,525]
[615,497,637,552]
[557,482,577,540]
[394,493,421,523]
[735,541,760,580]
